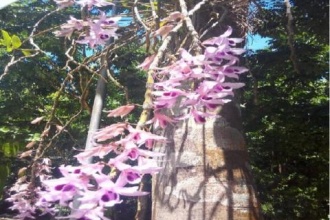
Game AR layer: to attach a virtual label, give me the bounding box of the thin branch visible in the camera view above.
[29,8,61,52]
[284,0,300,74]
[179,0,201,53]
[30,63,74,187]
[1,8,60,81]
[188,0,209,16]
[149,0,158,21]
[65,40,107,79]
[199,6,228,39]
[133,0,150,31]
[104,56,130,104]
[136,22,183,129]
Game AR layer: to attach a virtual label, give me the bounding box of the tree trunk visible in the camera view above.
[151,1,262,218]
[152,102,262,220]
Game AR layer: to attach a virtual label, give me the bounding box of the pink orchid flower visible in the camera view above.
[138,54,156,71]
[153,88,186,109]
[63,206,110,220]
[74,11,120,47]
[93,122,127,142]
[136,156,163,174]
[116,166,142,185]
[76,27,118,48]
[127,125,167,147]
[75,143,117,164]
[40,178,78,206]
[190,108,219,124]
[152,24,174,38]
[105,104,135,118]
[148,110,177,129]
[162,11,183,23]
[54,16,85,38]
[96,173,148,197]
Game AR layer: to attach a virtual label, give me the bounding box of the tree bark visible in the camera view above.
[151,1,262,219]
[152,103,262,220]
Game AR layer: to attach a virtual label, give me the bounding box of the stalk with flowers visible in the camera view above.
[4,0,256,219]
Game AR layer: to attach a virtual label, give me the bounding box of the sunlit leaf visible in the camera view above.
[22,49,32,56]
[29,133,41,141]
[6,45,13,52]
[0,142,21,157]
[0,127,10,133]
[0,165,10,199]
[121,0,129,7]
[11,35,22,49]
[1,30,12,47]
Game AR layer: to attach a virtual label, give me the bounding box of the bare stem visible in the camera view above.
[284,0,300,74]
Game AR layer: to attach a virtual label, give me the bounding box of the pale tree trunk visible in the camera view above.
[151,0,263,219]
[152,103,262,220]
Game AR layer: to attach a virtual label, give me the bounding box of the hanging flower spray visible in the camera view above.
[6,1,247,219]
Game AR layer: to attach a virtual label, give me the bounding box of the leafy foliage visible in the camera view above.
[243,0,329,219]
[0,1,149,218]
[0,0,88,205]
[0,0,328,219]
[0,30,22,52]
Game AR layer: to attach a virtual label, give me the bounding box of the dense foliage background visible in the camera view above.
[243,0,329,219]
[0,0,328,219]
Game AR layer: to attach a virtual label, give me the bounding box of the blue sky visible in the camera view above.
[246,34,271,51]
[0,0,18,10]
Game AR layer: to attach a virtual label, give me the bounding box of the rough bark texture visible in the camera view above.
[151,1,262,218]
[152,103,262,220]
[150,1,262,219]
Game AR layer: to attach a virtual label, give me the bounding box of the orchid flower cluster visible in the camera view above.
[6,158,53,219]
[146,27,248,127]
[35,111,166,219]
[7,108,167,219]
[54,0,119,48]
[6,1,248,219]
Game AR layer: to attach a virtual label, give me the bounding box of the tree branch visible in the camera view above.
[284,0,300,74]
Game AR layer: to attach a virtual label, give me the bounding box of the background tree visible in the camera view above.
[0,0,328,219]
[0,0,86,202]
[0,0,150,218]
[243,0,329,219]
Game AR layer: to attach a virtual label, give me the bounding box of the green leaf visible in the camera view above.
[11,35,22,49]
[6,46,13,52]
[0,142,20,157]
[121,0,129,7]
[21,49,32,56]
[0,164,10,200]
[0,127,10,133]
[29,133,41,141]
[1,30,12,47]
